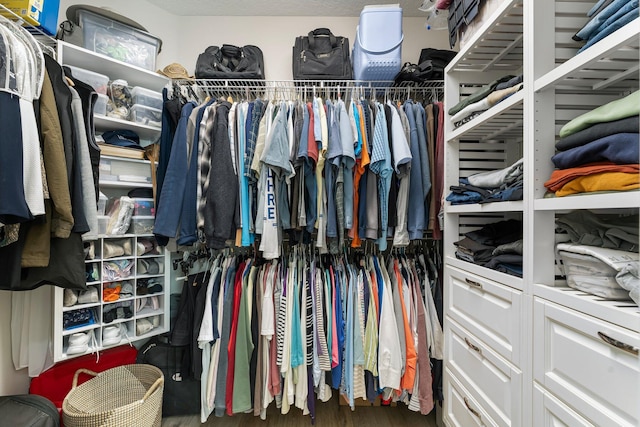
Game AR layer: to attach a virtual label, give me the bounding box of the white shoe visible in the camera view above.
[67,330,93,355]
[78,287,99,304]
[64,289,78,307]
[136,318,153,336]
[103,324,131,347]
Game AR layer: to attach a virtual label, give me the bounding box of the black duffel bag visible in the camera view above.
[293,28,352,80]
[0,395,59,427]
[195,44,265,79]
[137,335,200,417]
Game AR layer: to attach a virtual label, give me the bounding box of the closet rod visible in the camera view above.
[172,78,444,102]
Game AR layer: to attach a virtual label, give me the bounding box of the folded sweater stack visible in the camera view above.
[544,91,639,197]
[454,219,523,277]
[556,210,639,305]
[448,74,523,128]
[447,158,523,204]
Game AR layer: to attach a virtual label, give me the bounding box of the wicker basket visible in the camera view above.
[62,364,164,427]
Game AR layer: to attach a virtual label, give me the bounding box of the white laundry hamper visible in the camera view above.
[352,4,404,81]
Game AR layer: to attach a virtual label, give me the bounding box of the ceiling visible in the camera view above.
[146,0,431,17]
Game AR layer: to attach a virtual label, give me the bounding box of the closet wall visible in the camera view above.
[0,0,450,396]
[58,0,450,80]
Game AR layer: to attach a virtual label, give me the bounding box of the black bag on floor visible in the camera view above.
[293,28,352,80]
[195,44,265,79]
[0,395,59,427]
[137,336,200,416]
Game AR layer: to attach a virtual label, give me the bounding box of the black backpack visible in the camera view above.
[137,336,200,417]
[195,44,265,79]
[293,28,352,80]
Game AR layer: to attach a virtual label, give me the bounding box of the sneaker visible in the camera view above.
[78,287,99,304]
[102,324,128,346]
[136,318,153,336]
[67,330,93,355]
[63,289,78,307]
[84,242,95,260]
[151,315,160,328]
[103,240,125,259]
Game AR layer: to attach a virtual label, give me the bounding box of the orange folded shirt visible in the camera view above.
[544,162,639,192]
[555,171,640,197]
[103,284,122,302]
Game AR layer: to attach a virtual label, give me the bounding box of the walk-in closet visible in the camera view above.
[0,0,637,426]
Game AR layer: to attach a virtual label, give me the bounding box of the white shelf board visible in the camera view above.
[534,284,640,333]
[62,323,100,336]
[63,302,101,312]
[534,191,640,211]
[95,115,161,141]
[447,200,524,214]
[101,155,152,165]
[58,41,169,91]
[135,327,168,341]
[137,307,164,318]
[446,256,524,291]
[446,0,524,72]
[101,317,134,326]
[136,273,165,280]
[98,180,153,189]
[448,90,524,141]
[535,20,640,93]
[138,253,165,259]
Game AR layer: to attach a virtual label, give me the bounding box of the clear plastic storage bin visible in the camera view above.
[129,216,155,235]
[132,198,155,216]
[352,4,403,81]
[131,87,163,110]
[64,64,109,94]
[130,104,162,128]
[94,93,108,116]
[79,9,161,71]
[98,215,109,235]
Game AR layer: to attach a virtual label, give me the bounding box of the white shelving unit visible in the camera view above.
[57,41,167,143]
[443,1,639,426]
[53,234,170,362]
[52,42,170,362]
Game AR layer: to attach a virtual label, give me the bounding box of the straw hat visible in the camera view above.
[157,63,193,79]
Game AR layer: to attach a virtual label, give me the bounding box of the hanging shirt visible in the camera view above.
[404,101,426,241]
[377,257,402,391]
[391,103,412,247]
[350,102,369,247]
[369,103,393,251]
[232,261,254,413]
[226,261,245,416]
[337,100,356,231]
[315,97,328,252]
[237,102,254,247]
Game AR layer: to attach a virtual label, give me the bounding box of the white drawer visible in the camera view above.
[445,266,522,365]
[446,318,521,426]
[534,298,640,427]
[533,385,594,427]
[444,368,499,427]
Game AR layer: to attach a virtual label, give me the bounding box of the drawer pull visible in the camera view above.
[464,397,481,420]
[598,332,639,356]
[465,337,482,355]
[465,278,483,289]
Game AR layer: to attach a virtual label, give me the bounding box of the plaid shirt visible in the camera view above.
[197,102,216,237]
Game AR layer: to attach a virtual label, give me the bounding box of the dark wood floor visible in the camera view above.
[162,396,439,426]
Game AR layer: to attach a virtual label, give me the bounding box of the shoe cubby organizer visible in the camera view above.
[54,234,170,361]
